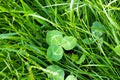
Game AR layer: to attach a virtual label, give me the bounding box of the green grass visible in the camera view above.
[0,0,120,80]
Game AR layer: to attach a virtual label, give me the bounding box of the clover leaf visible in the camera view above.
[83,21,106,45]
[46,65,65,80]
[91,21,106,38]
[47,45,64,61]
[82,38,95,45]
[61,36,77,50]
[46,30,63,45]
[65,75,77,80]
[46,30,77,61]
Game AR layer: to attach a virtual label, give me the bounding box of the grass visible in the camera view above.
[0,0,120,80]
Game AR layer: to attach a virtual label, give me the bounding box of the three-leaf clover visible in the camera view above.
[46,30,77,61]
[83,21,106,45]
[91,21,106,38]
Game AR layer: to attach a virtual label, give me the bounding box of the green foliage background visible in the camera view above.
[0,0,120,80]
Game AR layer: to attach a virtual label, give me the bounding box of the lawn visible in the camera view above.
[0,0,120,80]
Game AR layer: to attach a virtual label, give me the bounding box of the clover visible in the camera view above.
[46,30,77,61]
